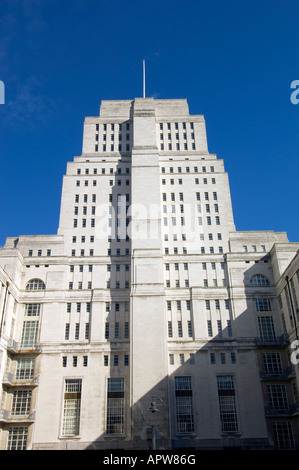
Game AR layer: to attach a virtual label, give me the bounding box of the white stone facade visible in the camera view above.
[0,97,299,450]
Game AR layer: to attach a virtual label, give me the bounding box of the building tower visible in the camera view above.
[0,97,299,450]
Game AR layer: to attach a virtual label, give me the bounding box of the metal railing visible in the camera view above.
[2,371,39,386]
[0,409,36,422]
[7,339,42,354]
[259,366,295,381]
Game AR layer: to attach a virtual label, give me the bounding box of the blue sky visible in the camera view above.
[0,0,298,247]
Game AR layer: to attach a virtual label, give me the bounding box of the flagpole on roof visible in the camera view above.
[143,60,146,98]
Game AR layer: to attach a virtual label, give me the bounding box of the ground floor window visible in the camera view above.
[175,376,194,433]
[7,426,28,450]
[272,421,295,449]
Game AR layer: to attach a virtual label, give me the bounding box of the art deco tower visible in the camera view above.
[0,97,298,450]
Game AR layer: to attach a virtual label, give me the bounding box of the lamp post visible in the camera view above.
[140,395,165,450]
[148,401,159,450]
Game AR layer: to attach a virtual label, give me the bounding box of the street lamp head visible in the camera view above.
[148,401,159,413]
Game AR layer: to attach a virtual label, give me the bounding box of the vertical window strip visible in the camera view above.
[7,427,28,450]
[62,379,82,436]
[107,378,125,434]
[175,376,194,433]
[20,321,39,348]
[217,376,238,432]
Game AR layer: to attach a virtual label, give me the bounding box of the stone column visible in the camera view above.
[129,98,169,447]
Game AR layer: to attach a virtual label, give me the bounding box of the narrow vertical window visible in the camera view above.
[65,323,70,340]
[227,320,232,337]
[62,379,82,436]
[217,320,222,337]
[217,376,238,432]
[175,377,194,433]
[107,378,124,434]
[178,321,183,337]
[188,321,192,337]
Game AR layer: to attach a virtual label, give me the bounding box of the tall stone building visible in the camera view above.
[0,97,299,450]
